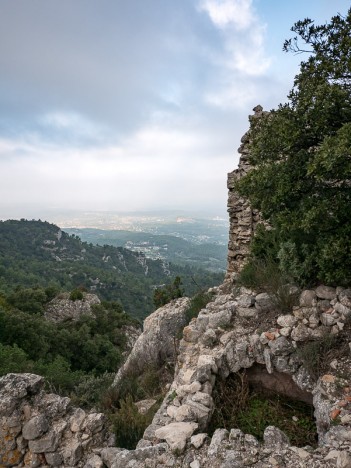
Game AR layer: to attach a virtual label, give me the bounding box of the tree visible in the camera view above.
[236,9,351,286]
[153,276,184,309]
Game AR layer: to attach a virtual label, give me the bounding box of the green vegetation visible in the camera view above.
[0,219,224,319]
[237,257,299,313]
[210,372,317,447]
[297,328,351,380]
[0,294,135,394]
[184,290,214,324]
[109,395,156,449]
[69,288,84,301]
[236,9,351,287]
[103,362,172,449]
[153,276,184,308]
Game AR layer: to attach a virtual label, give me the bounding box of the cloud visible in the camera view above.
[0,118,235,215]
[0,0,299,219]
[199,0,255,30]
[197,0,271,109]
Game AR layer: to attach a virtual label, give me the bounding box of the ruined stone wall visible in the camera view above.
[0,374,113,467]
[226,105,265,279]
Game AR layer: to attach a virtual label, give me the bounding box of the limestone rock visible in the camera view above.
[315,285,336,300]
[339,289,351,308]
[337,451,351,468]
[208,428,229,457]
[191,433,207,448]
[0,373,112,467]
[44,292,101,322]
[291,323,311,341]
[277,314,297,328]
[263,426,290,448]
[134,399,157,415]
[299,290,316,307]
[84,454,104,468]
[155,422,198,452]
[113,297,190,388]
[255,293,273,311]
[22,415,49,440]
[28,429,60,453]
[237,294,255,308]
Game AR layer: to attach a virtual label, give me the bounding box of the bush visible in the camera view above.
[0,343,31,375]
[7,287,48,314]
[103,362,173,449]
[70,289,84,301]
[110,395,155,449]
[237,257,299,313]
[72,372,115,409]
[184,290,214,324]
[33,355,85,393]
[296,333,349,380]
[153,276,184,308]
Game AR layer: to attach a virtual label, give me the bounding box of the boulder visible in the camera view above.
[155,422,198,452]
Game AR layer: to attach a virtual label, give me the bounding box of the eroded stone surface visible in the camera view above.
[0,373,112,467]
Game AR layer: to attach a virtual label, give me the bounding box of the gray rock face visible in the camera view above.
[339,289,351,308]
[255,292,273,311]
[300,289,317,307]
[263,426,290,448]
[113,297,190,387]
[22,415,49,440]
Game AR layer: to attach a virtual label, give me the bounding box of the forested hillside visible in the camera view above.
[0,295,136,397]
[65,228,227,272]
[0,219,223,319]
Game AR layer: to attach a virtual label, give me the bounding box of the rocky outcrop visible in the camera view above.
[44,293,101,323]
[110,285,351,467]
[2,284,351,466]
[112,297,190,387]
[0,373,114,467]
[226,105,267,279]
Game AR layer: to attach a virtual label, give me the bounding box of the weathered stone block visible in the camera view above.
[23,415,49,440]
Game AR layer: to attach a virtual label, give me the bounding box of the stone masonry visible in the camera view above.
[226,105,267,279]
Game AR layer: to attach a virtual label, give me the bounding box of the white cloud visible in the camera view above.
[0,122,235,214]
[198,0,271,109]
[199,0,254,30]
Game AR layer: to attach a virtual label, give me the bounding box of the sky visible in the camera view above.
[0,0,350,219]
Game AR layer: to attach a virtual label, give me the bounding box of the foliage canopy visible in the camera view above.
[237,9,351,286]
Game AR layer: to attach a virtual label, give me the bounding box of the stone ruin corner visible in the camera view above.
[226,104,267,280]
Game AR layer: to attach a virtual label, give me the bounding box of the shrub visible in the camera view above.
[7,287,48,314]
[296,333,349,380]
[72,372,115,409]
[69,289,84,301]
[110,395,155,449]
[153,276,184,308]
[0,343,31,375]
[184,290,214,324]
[33,355,85,393]
[237,257,299,313]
